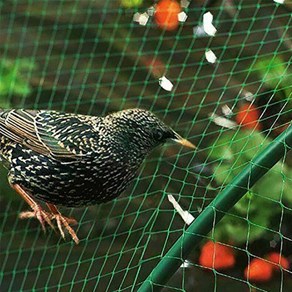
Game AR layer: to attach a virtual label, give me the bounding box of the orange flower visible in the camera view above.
[199,241,235,270]
[155,0,181,31]
[235,103,261,130]
[244,258,273,282]
[266,252,289,271]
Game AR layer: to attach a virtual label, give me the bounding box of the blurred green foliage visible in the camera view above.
[253,57,292,104]
[0,58,35,200]
[120,0,143,8]
[208,129,292,244]
[0,58,35,108]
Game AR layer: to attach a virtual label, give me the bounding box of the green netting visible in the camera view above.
[0,0,291,291]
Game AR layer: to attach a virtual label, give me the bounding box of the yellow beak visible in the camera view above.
[173,138,196,149]
[172,131,196,149]
[175,138,196,149]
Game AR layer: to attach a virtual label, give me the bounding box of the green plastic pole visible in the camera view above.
[138,124,292,292]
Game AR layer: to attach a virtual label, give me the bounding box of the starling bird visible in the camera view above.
[0,108,195,244]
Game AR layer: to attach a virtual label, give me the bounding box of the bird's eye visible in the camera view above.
[154,131,164,141]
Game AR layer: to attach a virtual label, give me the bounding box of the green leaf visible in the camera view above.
[212,163,234,184]
[0,58,35,98]
[252,57,291,90]
[208,128,292,245]
[208,130,270,163]
[214,199,278,244]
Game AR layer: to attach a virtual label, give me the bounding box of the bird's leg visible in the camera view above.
[11,183,54,232]
[46,203,79,244]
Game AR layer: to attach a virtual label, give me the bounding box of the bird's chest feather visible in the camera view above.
[9,144,141,207]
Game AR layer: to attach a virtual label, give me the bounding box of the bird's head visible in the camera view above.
[106,109,195,152]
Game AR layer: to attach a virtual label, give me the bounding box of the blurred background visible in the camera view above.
[0,0,291,291]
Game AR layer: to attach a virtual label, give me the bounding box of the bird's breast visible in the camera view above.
[10,145,142,207]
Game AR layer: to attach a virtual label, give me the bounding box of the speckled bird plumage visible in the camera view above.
[0,108,195,243]
[0,108,185,207]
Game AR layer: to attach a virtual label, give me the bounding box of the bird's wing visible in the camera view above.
[0,109,98,160]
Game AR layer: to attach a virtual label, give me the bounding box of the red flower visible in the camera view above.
[244,258,273,282]
[266,252,289,271]
[235,103,261,130]
[199,241,235,270]
[155,0,181,31]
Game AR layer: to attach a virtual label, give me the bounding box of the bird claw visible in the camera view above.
[11,184,79,244]
[19,208,79,244]
[51,214,79,244]
[19,206,54,232]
